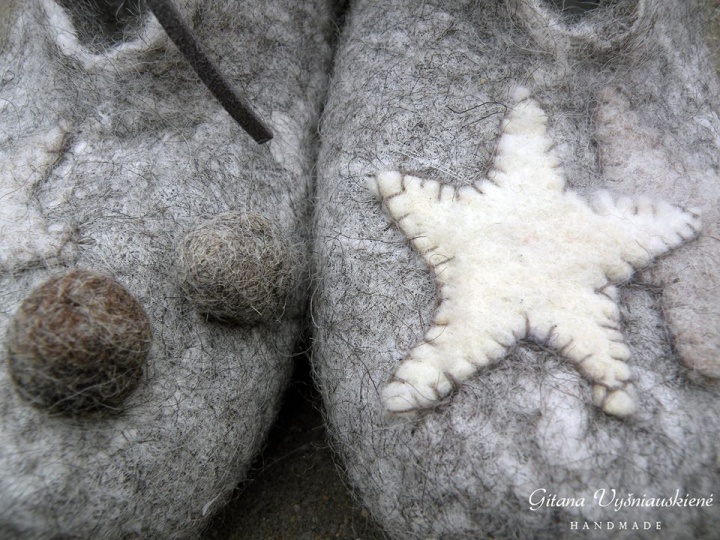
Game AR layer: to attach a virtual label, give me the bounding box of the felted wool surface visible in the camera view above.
[0,0,333,537]
[313,0,720,538]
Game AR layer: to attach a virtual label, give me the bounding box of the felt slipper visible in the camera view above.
[313,0,720,537]
[0,0,333,537]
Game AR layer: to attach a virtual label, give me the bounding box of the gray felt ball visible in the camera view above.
[6,269,151,415]
[176,212,299,324]
[313,0,720,538]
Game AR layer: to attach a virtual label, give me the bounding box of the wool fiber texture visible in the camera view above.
[313,0,720,538]
[176,212,301,324]
[6,269,151,415]
[0,0,333,537]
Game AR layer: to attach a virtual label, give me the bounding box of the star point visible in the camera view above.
[372,88,701,417]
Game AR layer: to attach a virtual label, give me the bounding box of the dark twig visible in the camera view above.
[145,0,273,144]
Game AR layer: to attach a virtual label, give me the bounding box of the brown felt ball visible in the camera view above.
[6,269,152,415]
[176,212,299,324]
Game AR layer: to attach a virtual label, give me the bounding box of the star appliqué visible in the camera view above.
[370,88,700,417]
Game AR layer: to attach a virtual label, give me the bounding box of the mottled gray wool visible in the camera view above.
[313,0,720,539]
[176,212,301,324]
[0,0,333,538]
[176,212,303,325]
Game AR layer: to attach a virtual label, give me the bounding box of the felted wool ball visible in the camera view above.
[6,269,151,415]
[176,212,299,324]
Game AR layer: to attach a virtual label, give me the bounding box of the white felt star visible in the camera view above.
[370,87,700,417]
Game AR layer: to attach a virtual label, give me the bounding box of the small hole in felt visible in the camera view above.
[544,0,603,19]
[54,0,148,50]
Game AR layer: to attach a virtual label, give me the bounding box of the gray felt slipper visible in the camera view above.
[313,0,720,538]
[0,0,333,537]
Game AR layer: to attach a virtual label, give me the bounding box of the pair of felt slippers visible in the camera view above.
[1,0,719,538]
